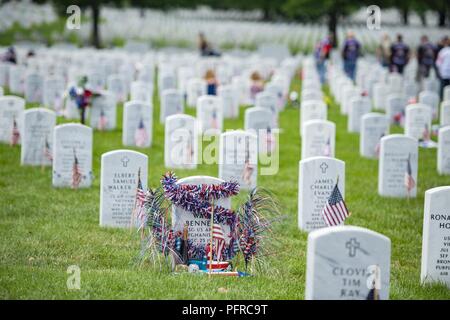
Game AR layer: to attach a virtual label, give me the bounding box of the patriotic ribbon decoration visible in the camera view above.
[139,171,280,270]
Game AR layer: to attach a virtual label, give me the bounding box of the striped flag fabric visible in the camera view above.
[404,153,416,193]
[71,149,82,189]
[135,168,147,229]
[97,109,108,131]
[134,118,148,147]
[321,180,349,227]
[212,223,225,261]
[10,118,20,146]
[374,133,385,158]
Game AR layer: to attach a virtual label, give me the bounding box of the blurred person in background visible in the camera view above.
[249,71,264,102]
[376,33,391,67]
[205,69,218,95]
[435,36,450,99]
[198,32,220,57]
[314,33,333,84]
[342,31,361,81]
[390,34,410,74]
[2,46,17,64]
[416,35,436,83]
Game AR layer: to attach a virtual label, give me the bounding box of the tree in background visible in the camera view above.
[281,0,362,47]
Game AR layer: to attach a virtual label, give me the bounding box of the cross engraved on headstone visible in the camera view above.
[346,238,360,257]
[320,162,328,174]
[121,156,130,167]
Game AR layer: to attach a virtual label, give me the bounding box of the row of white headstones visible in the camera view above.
[1,48,449,299]
[296,54,450,299]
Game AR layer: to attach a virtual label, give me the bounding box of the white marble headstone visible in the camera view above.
[218,85,239,119]
[378,134,418,198]
[348,96,371,133]
[298,156,345,232]
[440,101,450,127]
[24,72,43,103]
[90,92,117,131]
[405,103,432,141]
[306,226,391,300]
[302,120,336,159]
[360,113,389,159]
[419,90,439,120]
[386,94,406,124]
[171,176,232,260]
[219,130,258,190]
[300,100,327,136]
[420,186,450,288]
[43,76,65,111]
[197,95,223,135]
[52,123,93,188]
[437,126,450,175]
[123,101,152,147]
[20,108,56,166]
[160,89,183,124]
[0,95,25,144]
[99,150,148,228]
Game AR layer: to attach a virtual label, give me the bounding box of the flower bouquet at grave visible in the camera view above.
[67,76,102,124]
[137,172,281,276]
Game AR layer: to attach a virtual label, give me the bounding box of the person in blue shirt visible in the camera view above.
[390,34,410,74]
[342,31,361,81]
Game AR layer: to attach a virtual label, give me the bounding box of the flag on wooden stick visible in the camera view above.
[404,153,415,194]
[71,148,82,189]
[10,118,20,146]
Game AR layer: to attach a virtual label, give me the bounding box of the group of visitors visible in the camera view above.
[314,31,450,98]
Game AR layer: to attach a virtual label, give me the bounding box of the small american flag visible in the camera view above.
[72,149,82,189]
[134,118,148,147]
[404,153,416,193]
[422,124,430,142]
[374,133,385,158]
[321,179,349,227]
[97,109,108,131]
[265,127,275,155]
[10,118,20,146]
[135,168,147,229]
[43,137,52,162]
[211,109,218,129]
[323,136,331,157]
[212,223,225,261]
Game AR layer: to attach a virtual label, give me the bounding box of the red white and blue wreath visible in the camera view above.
[137,172,281,276]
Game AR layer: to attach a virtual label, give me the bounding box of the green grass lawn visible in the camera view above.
[0,73,449,300]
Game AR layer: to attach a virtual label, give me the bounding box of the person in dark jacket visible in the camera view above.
[390,34,410,74]
[417,35,436,82]
[342,31,361,81]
